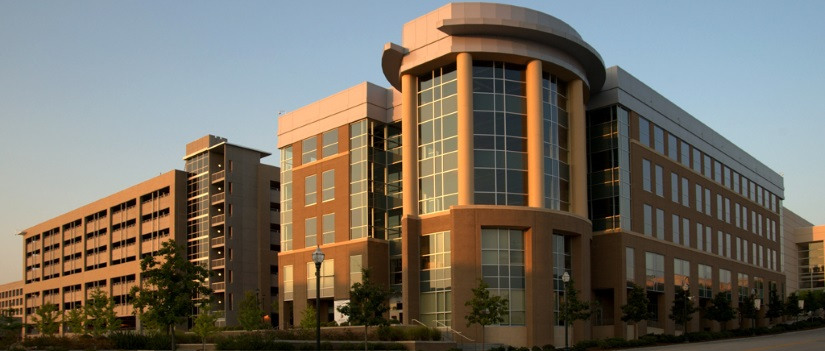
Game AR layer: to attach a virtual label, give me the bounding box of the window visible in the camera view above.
[653,126,664,153]
[655,165,663,197]
[421,231,451,327]
[719,269,732,298]
[421,63,459,212]
[714,161,722,183]
[350,255,363,286]
[717,231,724,256]
[322,129,338,158]
[695,185,702,212]
[682,218,690,247]
[639,118,650,147]
[645,252,665,292]
[626,247,635,286]
[703,154,711,178]
[322,213,334,245]
[692,149,701,173]
[681,178,689,206]
[642,159,651,192]
[680,141,690,167]
[667,134,678,161]
[643,204,653,236]
[305,217,316,247]
[736,237,742,260]
[717,194,723,220]
[302,137,317,164]
[705,227,713,253]
[671,173,679,203]
[322,170,335,202]
[698,264,712,299]
[738,273,749,303]
[704,188,711,215]
[674,258,690,289]
[305,175,317,206]
[283,265,294,301]
[656,208,664,240]
[696,223,704,251]
[482,228,525,325]
[725,233,732,258]
[553,234,572,325]
[307,259,334,298]
[672,214,680,244]
[735,203,741,228]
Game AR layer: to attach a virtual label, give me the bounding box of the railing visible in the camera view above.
[211,192,225,204]
[436,320,474,343]
[212,282,226,291]
[211,214,225,225]
[211,258,225,268]
[211,236,225,247]
[211,170,225,183]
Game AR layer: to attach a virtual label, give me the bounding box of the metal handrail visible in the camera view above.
[436,320,474,342]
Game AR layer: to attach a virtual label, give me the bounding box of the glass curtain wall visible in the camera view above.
[587,105,631,231]
[553,234,572,326]
[185,153,210,266]
[420,231,451,327]
[481,228,526,325]
[542,73,570,210]
[418,64,459,214]
[280,147,293,251]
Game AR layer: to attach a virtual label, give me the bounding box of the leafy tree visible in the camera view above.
[64,307,86,335]
[784,292,803,321]
[738,294,758,329]
[238,291,266,331]
[669,287,698,333]
[801,290,822,316]
[31,303,60,336]
[0,308,22,344]
[299,304,317,330]
[621,283,652,339]
[192,304,218,351]
[86,288,120,336]
[337,269,391,351]
[559,277,593,325]
[704,292,735,331]
[765,287,784,322]
[464,279,509,351]
[129,240,212,351]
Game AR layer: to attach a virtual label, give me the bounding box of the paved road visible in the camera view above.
[617,327,825,351]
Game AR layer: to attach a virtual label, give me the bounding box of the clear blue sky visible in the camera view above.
[1,0,823,284]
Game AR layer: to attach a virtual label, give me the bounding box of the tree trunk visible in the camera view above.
[364,325,368,351]
[481,325,485,351]
[171,325,177,351]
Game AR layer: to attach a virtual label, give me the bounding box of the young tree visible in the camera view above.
[337,269,391,351]
[669,288,698,333]
[621,283,652,339]
[738,294,758,329]
[801,290,822,317]
[704,292,735,331]
[299,304,317,330]
[784,292,803,322]
[559,277,593,326]
[464,279,509,351]
[192,305,218,351]
[130,240,212,351]
[765,287,784,322]
[31,303,60,337]
[64,307,86,335]
[238,291,266,331]
[86,288,120,336]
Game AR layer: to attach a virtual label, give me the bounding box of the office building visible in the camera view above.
[782,208,823,293]
[17,135,279,334]
[0,280,24,319]
[276,3,786,347]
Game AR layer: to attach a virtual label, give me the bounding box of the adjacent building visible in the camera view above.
[0,280,24,319]
[782,208,823,294]
[276,2,785,347]
[18,135,279,334]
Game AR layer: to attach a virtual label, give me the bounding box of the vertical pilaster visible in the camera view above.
[568,79,588,217]
[526,59,544,208]
[401,74,419,216]
[457,53,474,205]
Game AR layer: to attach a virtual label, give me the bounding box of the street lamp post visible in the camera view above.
[753,288,762,331]
[682,278,690,339]
[562,272,570,351]
[312,247,325,351]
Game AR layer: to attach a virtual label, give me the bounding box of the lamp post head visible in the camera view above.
[682,277,689,291]
[312,246,325,265]
[562,272,570,283]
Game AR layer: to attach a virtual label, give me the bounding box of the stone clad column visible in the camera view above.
[568,79,587,217]
[526,59,544,208]
[457,53,474,206]
[402,73,419,216]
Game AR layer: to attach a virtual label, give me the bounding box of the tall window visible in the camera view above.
[674,258,690,289]
[672,214,680,244]
[653,126,664,154]
[302,137,317,164]
[719,269,732,299]
[638,117,650,147]
[350,255,363,286]
[682,218,690,247]
[307,260,334,298]
[322,170,335,202]
[283,265,294,301]
[646,252,665,292]
[420,231,451,327]
[322,129,338,158]
[671,173,679,203]
[643,204,652,236]
[587,106,630,231]
[667,134,678,160]
[626,247,635,287]
[305,175,317,206]
[642,159,651,192]
[542,72,570,210]
[280,147,293,251]
[322,213,334,245]
[473,61,527,206]
[553,234,572,325]
[698,264,712,299]
[798,241,824,289]
[350,121,369,239]
[680,141,690,167]
[656,208,664,240]
[304,217,316,247]
[737,273,749,303]
[681,177,689,207]
[420,64,459,213]
[482,228,525,325]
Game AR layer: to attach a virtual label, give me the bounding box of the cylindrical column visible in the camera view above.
[568,79,588,217]
[526,59,544,208]
[457,53,474,206]
[401,74,419,217]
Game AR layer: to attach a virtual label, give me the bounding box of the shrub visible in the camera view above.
[376,325,404,341]
[570,339,598,351]
[541,344,556,351]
